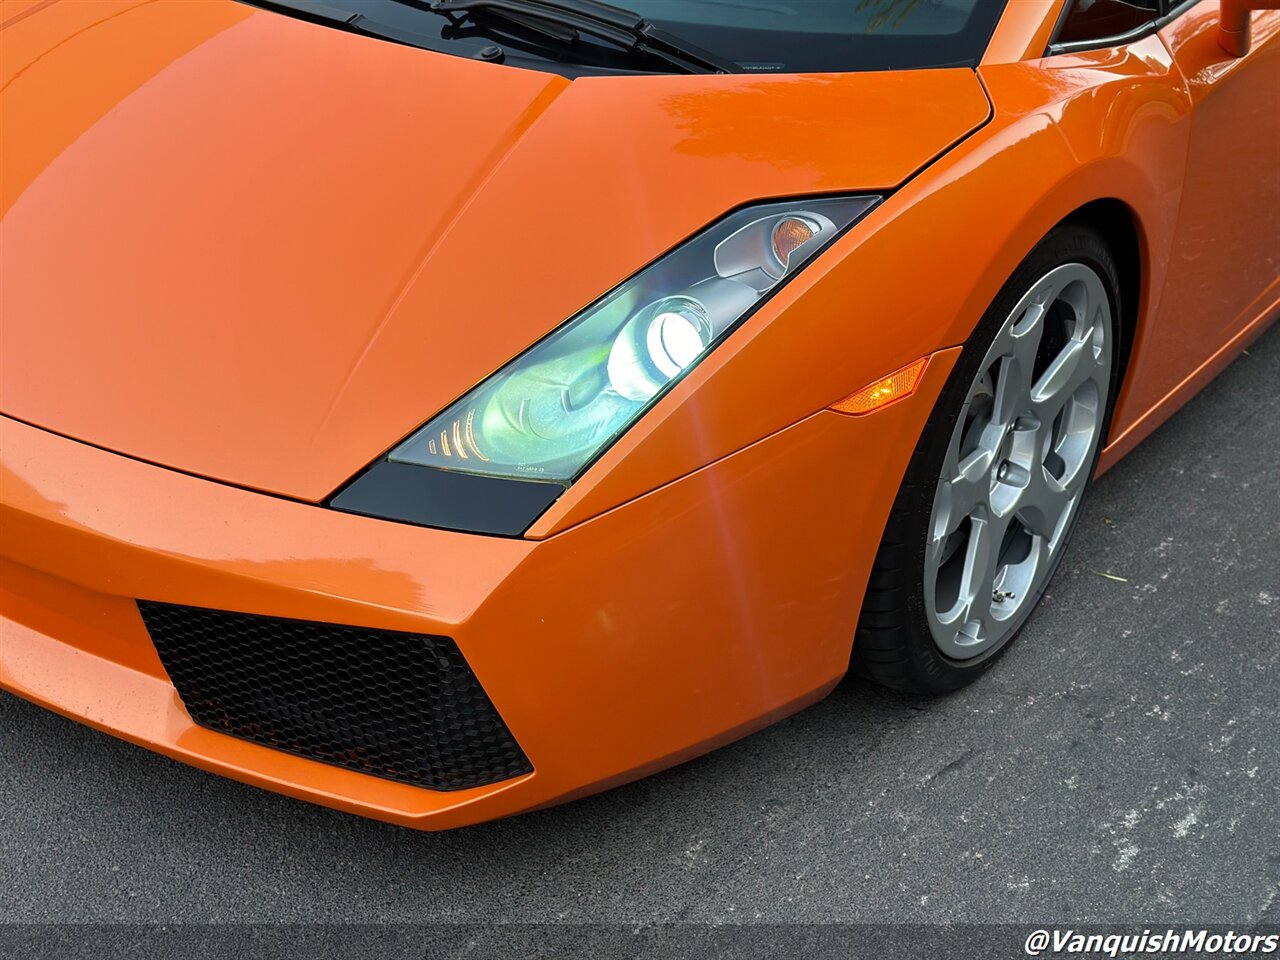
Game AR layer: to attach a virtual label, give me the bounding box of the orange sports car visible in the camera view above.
[1,0,1276,829]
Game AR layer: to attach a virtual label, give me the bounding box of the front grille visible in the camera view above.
[138,601,532,791]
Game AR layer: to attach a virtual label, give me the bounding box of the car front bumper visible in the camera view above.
[0,354,953,829]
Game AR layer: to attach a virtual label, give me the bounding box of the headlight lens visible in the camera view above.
[388,195,880,482]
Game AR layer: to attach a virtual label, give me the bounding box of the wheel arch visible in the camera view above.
[1058,198,1146,438]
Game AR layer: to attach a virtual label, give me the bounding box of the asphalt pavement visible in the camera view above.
[2,326,1277,935]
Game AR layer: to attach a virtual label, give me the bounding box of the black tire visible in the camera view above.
[851,223,1123,694]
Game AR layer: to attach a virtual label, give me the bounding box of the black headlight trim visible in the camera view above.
[330,460,565,536]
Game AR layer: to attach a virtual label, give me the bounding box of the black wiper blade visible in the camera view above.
[247,0,450,52]
[422,0,738,74]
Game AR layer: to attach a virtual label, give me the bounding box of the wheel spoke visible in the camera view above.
[953,447,993,512]
[1016,465,1074,543]
[1049,404,1099,490]
[1031,322,1105,422]
[992,355,1031,427]
[988,296,1049,427]
[962,509,1013,630]
[960,513,996,607]
[932,400,1000,553]
[990,313,1040,424]
[1010,302,1047,370]
[937,511,998,630]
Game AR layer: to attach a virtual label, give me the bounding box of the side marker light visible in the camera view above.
[829,356,930,416]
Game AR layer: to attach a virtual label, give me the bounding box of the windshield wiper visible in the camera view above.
[247,0,453,52]
[420,0,738,74]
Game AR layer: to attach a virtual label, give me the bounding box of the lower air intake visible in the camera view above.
[137,601,531,791]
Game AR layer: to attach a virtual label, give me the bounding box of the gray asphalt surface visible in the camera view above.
[2,327,1277,929]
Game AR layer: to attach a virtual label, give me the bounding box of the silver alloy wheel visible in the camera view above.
[924,262,1113,660]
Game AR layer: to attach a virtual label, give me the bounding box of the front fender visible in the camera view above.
[533,35,1192,537]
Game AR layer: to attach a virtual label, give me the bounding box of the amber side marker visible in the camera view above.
[829,356,930,416]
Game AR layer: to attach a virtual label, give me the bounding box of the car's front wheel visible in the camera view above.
[853,224,1121,693]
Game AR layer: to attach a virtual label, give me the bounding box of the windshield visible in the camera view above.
[630,0,1006,72]
[246,0,1007,75]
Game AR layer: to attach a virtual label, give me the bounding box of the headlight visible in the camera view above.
[332,195,880,534]
[387,196,880,483]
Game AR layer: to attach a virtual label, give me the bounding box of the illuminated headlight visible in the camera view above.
[387,196,880,482]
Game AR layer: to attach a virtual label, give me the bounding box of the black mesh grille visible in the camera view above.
[137,601,531,790]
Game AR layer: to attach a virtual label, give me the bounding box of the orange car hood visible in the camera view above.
[0,0,991,501]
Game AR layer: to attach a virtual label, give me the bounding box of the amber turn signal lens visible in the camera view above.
[829,356,930,415]
[771,217,816,268]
